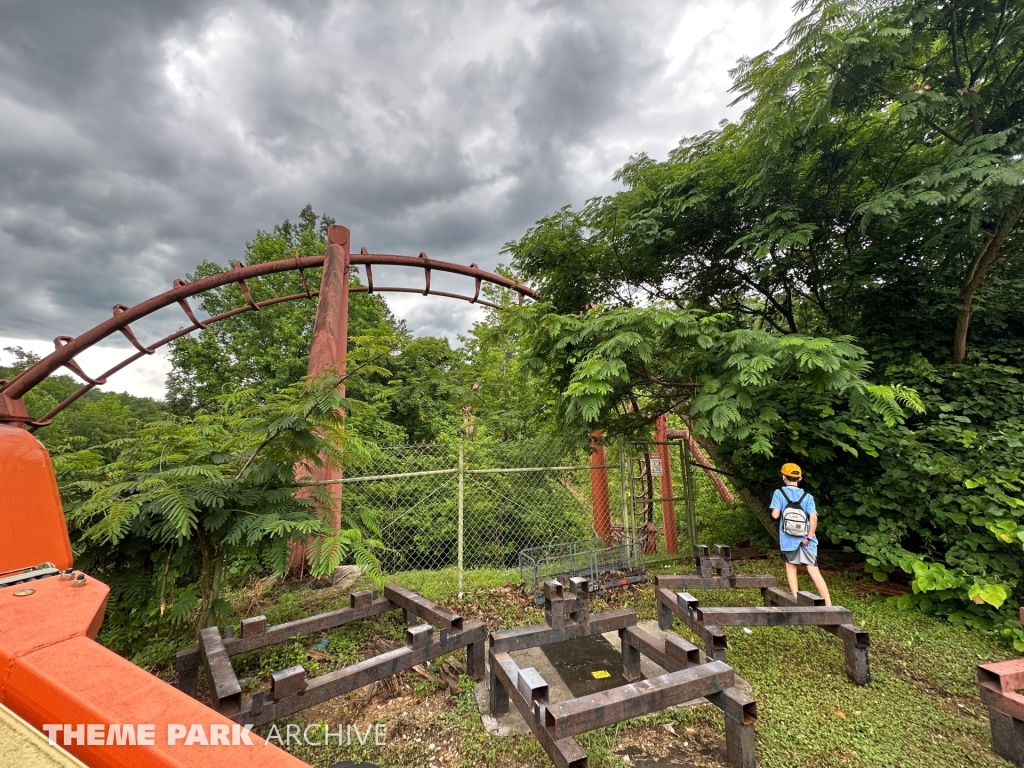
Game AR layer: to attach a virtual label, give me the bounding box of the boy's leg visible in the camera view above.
[784,561,799,597]
[806,565,832,606]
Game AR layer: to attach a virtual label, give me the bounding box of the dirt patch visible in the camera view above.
[614,721,726,767]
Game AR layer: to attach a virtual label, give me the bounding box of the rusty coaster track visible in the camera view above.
[0,248,537,429]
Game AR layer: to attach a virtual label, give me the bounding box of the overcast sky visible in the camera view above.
[0,0,799,399]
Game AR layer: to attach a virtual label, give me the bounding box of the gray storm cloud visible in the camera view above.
[0,0,797,389]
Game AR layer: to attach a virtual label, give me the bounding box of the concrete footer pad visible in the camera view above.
[474,620,753,735]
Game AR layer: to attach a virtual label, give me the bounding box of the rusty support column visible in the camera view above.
[489,661,510,715]
[655,415,679,554]
[327,225,350,533]
[590,432,613,543]
[290,226,351,569]
[665,428,734,504]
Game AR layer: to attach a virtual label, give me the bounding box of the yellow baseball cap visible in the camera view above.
[781,463,802,478]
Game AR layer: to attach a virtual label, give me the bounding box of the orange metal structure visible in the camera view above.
[654,415,679,555]
[589,432,613,542]
[0,425,73,573]
[0,427,306,768]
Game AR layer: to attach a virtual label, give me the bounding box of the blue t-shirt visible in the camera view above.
[771,486,818,554]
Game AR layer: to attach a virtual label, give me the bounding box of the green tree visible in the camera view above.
[63,375,383,631]
[507,0,1024,364]
[502,0,1024,634]
[2,347,169,456]
[376,336,463,442]
[738,0,1024,363]
[166,205,401,412]
[513,302,922,447]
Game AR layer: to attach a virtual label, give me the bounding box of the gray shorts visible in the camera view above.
[783,547,817,567]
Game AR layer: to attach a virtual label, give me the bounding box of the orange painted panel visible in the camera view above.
[0,425,73,572]
[0,573,108,669]
[4,636,307,768]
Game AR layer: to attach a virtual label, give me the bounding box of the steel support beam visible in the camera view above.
[489,619,757,768]
[622,626,701,673]
[240,620,486,727]
[979,654,1024,764]
[185,585,484,726]
[489,608,637,654]
[2,237,538,428]
[543,662,733,740]
[589,433,613,543]
[383,584,464,632]
[491,653,588,768]
[656,587,869,682]
[695,605,853,627]
[654,415,679,554]
[199,627,241,716]
[175,593,397,684]
[655,574,778,591]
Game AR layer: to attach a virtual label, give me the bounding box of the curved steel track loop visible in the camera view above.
[1,251,537,429]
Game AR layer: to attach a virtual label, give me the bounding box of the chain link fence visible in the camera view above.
[338,436,743,589]
[341,440,621,583]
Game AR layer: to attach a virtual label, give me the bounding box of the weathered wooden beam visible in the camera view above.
[199,627,241,716]
[543,662,734,740]
[384,584,464,632]
[489,608,637,654]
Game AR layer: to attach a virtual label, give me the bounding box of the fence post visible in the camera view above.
[680,437,698,554]
[458,439,465,595]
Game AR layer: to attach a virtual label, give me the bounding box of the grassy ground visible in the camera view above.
[202,558,1017,768]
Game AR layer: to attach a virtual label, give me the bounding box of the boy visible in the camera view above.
[770,463,832,606]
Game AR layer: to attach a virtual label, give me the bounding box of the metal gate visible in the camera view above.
[623,436,698,558]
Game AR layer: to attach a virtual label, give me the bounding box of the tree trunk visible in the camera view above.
[688,433,779,544]
[952,200,1024,363]
[196,525,221,631]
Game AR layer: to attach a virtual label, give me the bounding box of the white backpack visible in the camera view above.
[780,490,810,538]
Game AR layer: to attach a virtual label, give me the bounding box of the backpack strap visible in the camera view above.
[781,488,808,508]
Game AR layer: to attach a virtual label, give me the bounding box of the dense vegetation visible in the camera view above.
[7,0,1022,662]
[4,207,569,657]
[504,0,1024,644]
